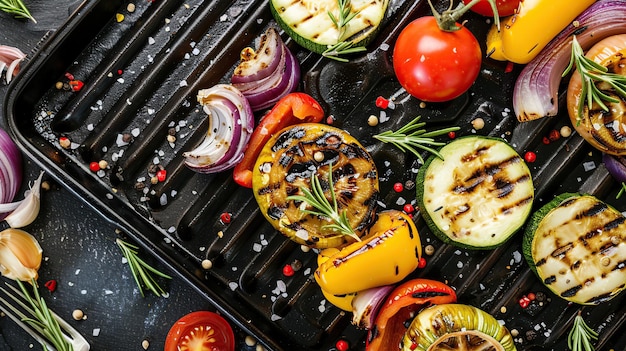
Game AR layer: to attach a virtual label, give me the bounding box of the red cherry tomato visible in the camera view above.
[462,0,521,17]
[393,17,482,102]
[165,311,235,351]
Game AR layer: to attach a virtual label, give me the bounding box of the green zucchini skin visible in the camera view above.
[416,135,534,250]
[522,193,626,305]
[269,0,389,55]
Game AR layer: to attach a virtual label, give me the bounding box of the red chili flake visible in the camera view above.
[69,80,84,92]
[527,292,536,301]
[375,96,389,109]
[417,257,427,269]
[519,296,531,308]
[219,212,232,224]
[89,161,100,172]
[524,151,537,163]
[64,72,74,80]
[282,264,294,277]
[156,169,167,182]
[335,339,349,351]
[393,182,403,192]
[409,342,418,350]
[505,61,514,73]
[548,129,560,142]
[403,204,414,214]
[542,136,550,145]
[448,131,456,139]
[44,280,57,292]
[326,115,335,125]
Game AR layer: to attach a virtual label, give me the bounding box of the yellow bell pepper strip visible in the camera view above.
[366,279,457,351]
[488,0,596,64]
[232,92,324,188]
[317,248,356,311]
[314,210,422,295]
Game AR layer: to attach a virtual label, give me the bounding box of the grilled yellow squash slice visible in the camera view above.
[402,304,517,351]
[252,123,379,249]
[523,193,626,305]
[416,136,534,249]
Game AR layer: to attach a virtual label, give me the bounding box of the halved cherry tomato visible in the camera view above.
[164,311,235,351]
[366,279,456,351]
[393,16,482,102]
[463,0,521,17]
[233,92,325,188]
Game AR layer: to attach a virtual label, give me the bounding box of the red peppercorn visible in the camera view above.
[64,72,74,80]
[89,161,100,172]
[375,96,389,109]
[519,296,531,308]
[418,257,427,269]
[156,169,167,182]
[44,280,57,292]
[282,264,295,277]
[527,292,536,301]
[524,151,536,163]
[69,80,84,92]
[219,212,232,224]
[117,69,123,75]
[403,203,414,214]
[542,136,550,145]
[393,182,403,192]
[548,129,560,141]
[335,339,349,351]
[505,61,514,73]
[448,131,456,139]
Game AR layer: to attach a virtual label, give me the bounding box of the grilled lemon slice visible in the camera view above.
[416,136,534,249]
[402,304,517,351]
[252,123,379,249]
[523,193,626,305]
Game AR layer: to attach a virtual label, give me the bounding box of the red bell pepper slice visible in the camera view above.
[366,279,457,351]
[233,92,325,188]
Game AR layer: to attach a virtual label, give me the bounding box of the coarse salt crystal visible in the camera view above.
[93,328,101,337]
[228,282,238,291]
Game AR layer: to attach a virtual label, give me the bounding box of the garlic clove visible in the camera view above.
[0,228,43,281]
[4,171,44,228]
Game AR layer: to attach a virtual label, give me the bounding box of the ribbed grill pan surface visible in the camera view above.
[4,0,626,350]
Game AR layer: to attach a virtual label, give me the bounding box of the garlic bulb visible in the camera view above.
[0,228,43,281]
[4,171,44,228]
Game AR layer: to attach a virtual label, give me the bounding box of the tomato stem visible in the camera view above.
[428,0,499,32]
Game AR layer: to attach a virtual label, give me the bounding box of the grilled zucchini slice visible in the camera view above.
[416,136,534,249]
[269,0,389,55]
[252,123,379,249]
[523,193,626,305]
[401,304,517,351]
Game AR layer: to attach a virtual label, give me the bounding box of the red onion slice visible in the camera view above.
[0,128,23,220]
[513,0,626,122]
[0,45,26,84]
[603,153,626,183]
[351,285,394,330]
[231,27,300,112]
[182,84,254,173]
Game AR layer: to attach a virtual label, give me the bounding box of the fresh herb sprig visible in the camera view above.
[116,238,172,297]
[286,163,360,242]
[617,182,626,199]
[0,0,36,23]
[568,312,598,351]
[563,35,626,124]
[1,279,74,351]
[374,115,460,163]
[323,0,366,62]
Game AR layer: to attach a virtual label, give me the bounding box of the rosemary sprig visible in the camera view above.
[617,182,626,199]
[323,0,366,62]
[286,163,360,242]
[6,279,74,351]
[322,41,367,62]
[374,115,460,163]
[568,312,598,351]
[116,238,172,297]
[562,35,626,124]
[0,0,36,23]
